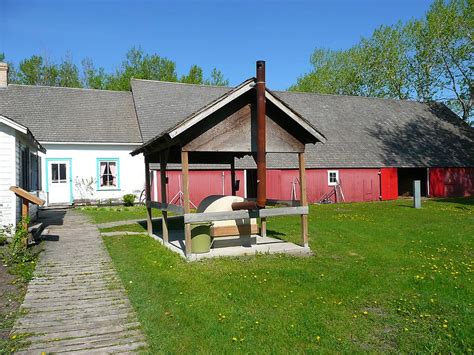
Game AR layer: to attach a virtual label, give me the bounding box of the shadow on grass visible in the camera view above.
[428,196,474,206]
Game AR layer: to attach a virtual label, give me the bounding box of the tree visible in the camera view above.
[291,0,473,123]
[81,58,107,89]
[58,54,82,88]
[106,47,178,91]
[204,68,229,86]
[180,65,204,84]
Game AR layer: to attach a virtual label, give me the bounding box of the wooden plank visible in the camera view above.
[146,201,184,215]
[259,206,309,218]
[10,186,45,206]
[210,224,258,237]
[183,105,304,153]
[160,150,169,244]
[144,158,152,236]
[181,151,192,256]
[184,206,308,224]
[299,152,308,247]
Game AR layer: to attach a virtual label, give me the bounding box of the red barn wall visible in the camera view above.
[429,168,474,197]
[151,168,381,205]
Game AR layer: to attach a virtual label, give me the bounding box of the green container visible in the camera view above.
[191,223,212,254]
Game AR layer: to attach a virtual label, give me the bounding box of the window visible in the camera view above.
[328,170,339,186]
[97,159,120,189]
[20,147,30,190]
[51,163,67,183]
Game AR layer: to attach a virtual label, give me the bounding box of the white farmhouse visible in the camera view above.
[0,63,145,227]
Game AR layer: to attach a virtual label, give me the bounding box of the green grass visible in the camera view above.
[78,205,160,224]
[99,198,474,353]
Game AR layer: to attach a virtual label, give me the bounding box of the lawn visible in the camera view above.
[94,198,473,353]
[79,205,161,224]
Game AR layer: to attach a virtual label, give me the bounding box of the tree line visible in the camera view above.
[0,47,229,91]
[290,0,473,123]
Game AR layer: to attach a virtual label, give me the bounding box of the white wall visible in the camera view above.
[40,144,144,204]
[0,124,16,227]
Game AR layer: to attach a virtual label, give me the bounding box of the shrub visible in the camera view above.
[123,194,136,207]
[1,218,34,264]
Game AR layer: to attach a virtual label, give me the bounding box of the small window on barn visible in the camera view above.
[97,159,120,190]
[328,170,339,186]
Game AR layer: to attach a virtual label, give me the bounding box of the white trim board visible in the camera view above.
[40,141,142,146]
[0,115,28,134]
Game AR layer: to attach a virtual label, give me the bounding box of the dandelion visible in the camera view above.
[232,337,237,342]
[442,324,448,328]
[404,327,409,332]
[129,281,133,284]
[316,336,321,341]
[362,311,368,315]
[11,335,16,340]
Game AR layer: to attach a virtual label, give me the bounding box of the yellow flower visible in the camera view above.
[442,324,448,328]
[11,335,16,340]
[232,337,237,342]
[362,311,368,315]
[316,336,321,341]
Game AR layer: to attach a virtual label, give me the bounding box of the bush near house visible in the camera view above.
[123,194,136,207]
[97,198,473,353]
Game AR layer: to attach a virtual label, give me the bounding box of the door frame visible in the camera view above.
[45,158,73,204]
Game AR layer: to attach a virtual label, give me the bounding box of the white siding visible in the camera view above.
[40,144,144,204]
[0,125,17,227]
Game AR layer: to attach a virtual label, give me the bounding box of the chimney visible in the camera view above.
[0,62,7,88]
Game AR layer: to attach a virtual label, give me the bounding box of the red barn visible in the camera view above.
[130,79,474,204]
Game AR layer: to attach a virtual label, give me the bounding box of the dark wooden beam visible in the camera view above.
[144,157,153,236]
[160,149,169,243]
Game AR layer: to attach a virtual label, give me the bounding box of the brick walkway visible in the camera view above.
[13,209,147,354]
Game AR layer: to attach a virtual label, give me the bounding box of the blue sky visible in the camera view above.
[1,0,433,90]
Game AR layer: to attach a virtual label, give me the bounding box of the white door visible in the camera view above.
[48,160,71,204]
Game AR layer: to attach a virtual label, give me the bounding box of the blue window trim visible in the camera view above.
[96,158,121,191]
[45,158,73,203]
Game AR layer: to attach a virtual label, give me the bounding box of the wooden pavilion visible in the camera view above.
[131,61,326,260]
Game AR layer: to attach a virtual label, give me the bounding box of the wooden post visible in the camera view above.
[144,156,153,236]
[260,217,267,238]
[160,150,169,243]
[181,150,192,256]
[230,159,236,196]
[21,199,29,228]
[298,152,308,247]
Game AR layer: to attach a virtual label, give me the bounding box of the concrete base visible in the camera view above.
[150,229,312,261]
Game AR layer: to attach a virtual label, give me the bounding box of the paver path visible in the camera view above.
[13,209,148,354]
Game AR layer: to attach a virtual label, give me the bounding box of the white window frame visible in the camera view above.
[328,170,339,186]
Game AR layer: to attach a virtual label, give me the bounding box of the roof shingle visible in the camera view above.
[0,84,141,143]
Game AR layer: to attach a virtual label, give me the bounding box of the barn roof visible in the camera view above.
[131,79,474,168]
[0,79,472,168]
[0,84,141,144]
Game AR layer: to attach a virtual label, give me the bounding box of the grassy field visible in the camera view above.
[94,198,473,353]
[79,205,161,224]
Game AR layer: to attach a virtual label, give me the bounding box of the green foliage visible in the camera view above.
[2,218,34,264]
[291,0,473,123]
[123,194,136,207]
[0,52,5,62]
[205,68,230,86]
[6,47,229,91]
[103,197,474,353]
[180,64,204,84]
[105,47,179,91]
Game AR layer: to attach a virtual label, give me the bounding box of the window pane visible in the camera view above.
[52,164,59,182]
[59,164,67,181]
[100,161,117,187]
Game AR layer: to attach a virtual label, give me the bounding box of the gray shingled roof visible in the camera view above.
[0,84,141,143]
[131,79,474,168]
